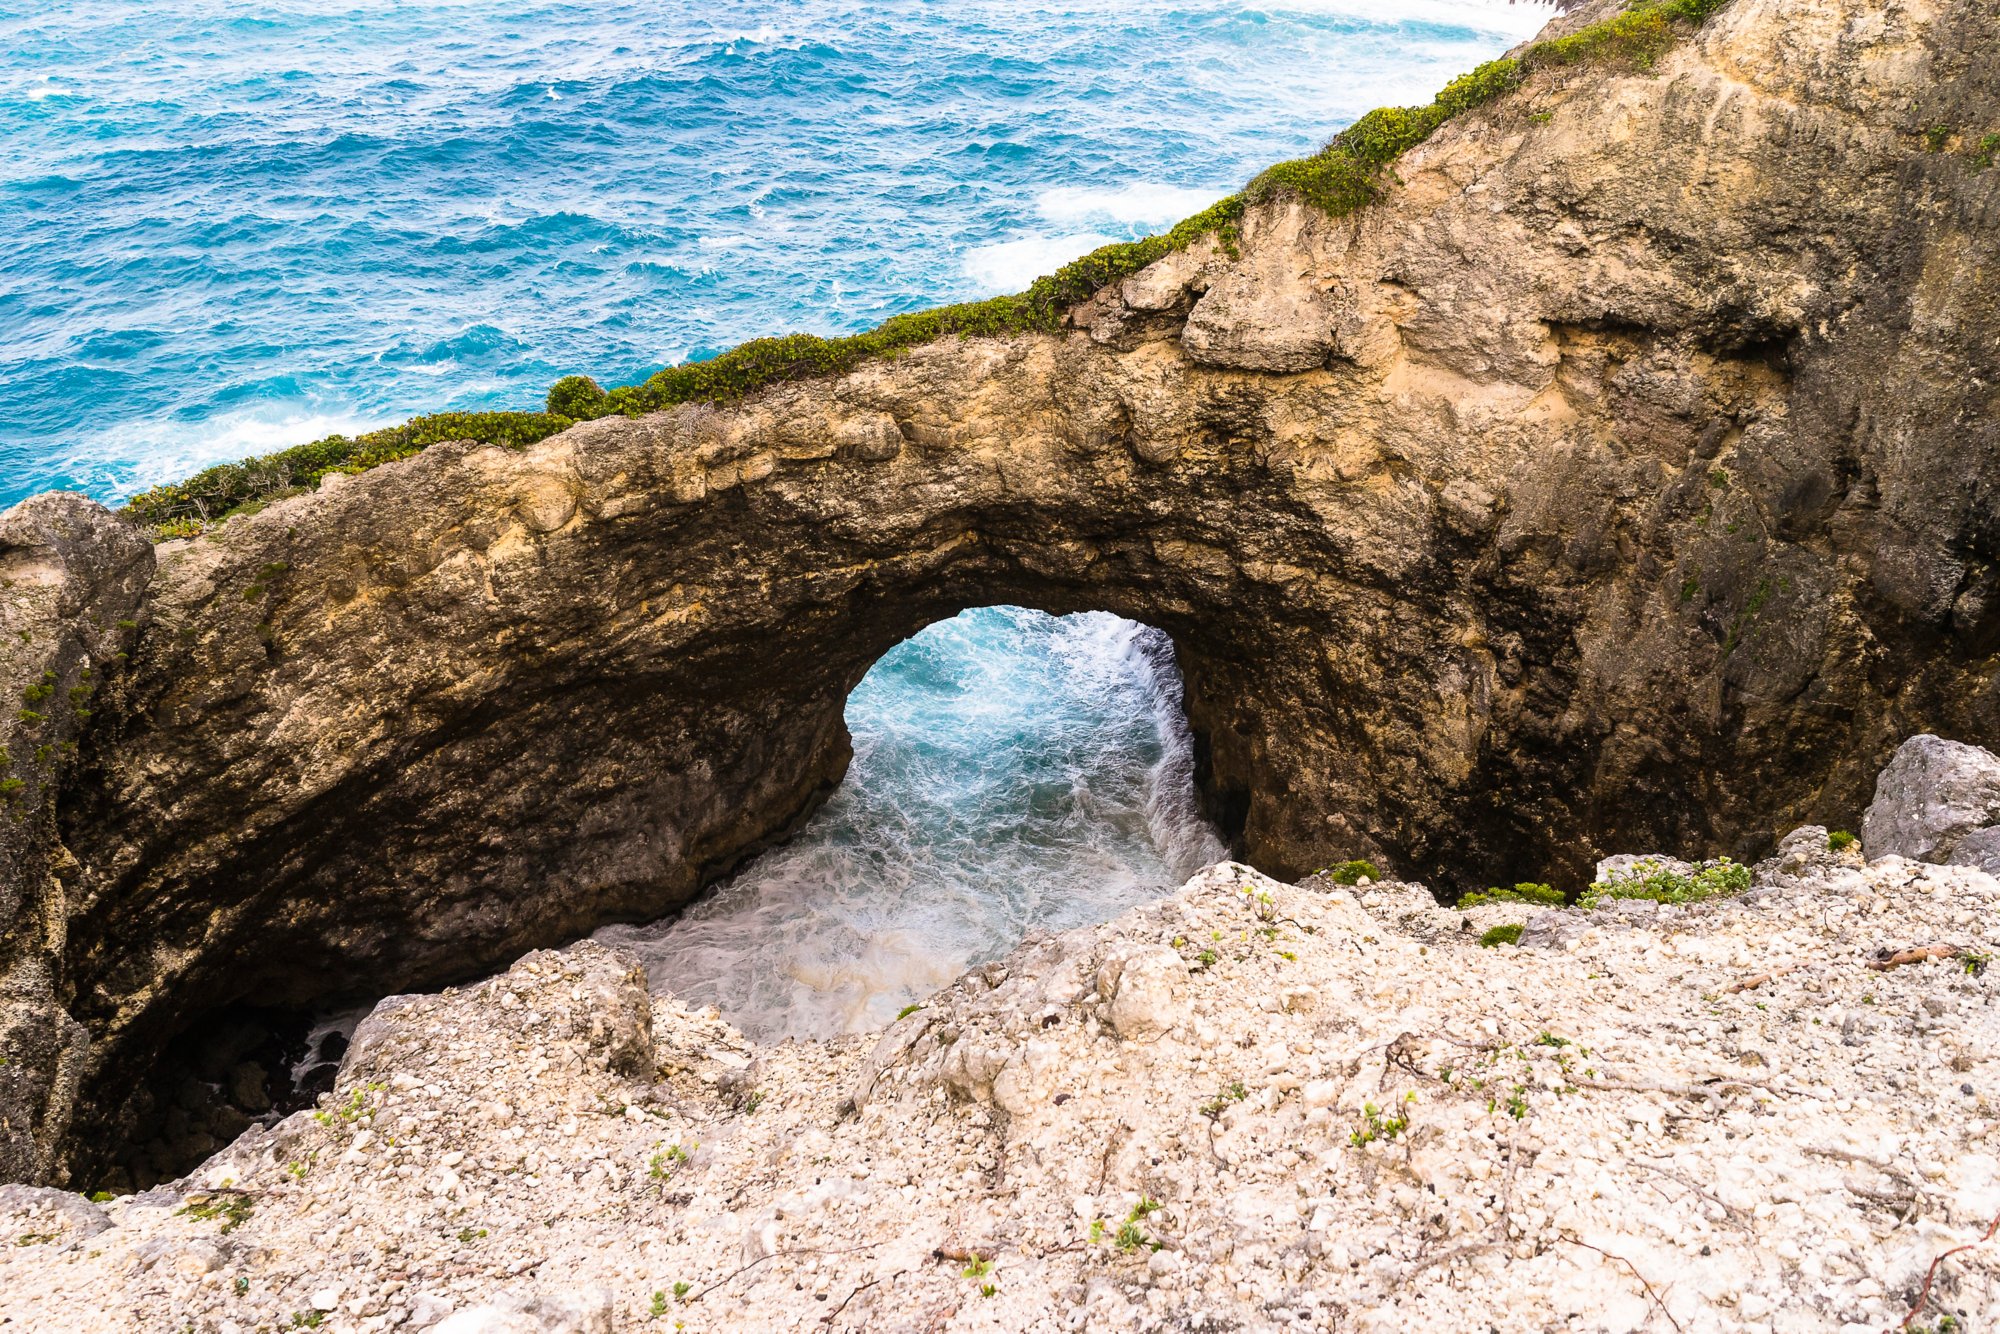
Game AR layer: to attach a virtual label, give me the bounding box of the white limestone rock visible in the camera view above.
[1862,733,2000,865]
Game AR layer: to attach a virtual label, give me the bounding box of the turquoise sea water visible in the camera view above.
[3,0,1544,1035]
[0,0,1543,508]
[599,608,1228,1037]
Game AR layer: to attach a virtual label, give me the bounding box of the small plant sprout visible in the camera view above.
[1350,1092,1416,1146]
[649,1292,669,1319]
[1115,1198,1164,1253]
[961,1256,994,1280]
[313,1082,384,1127]
[649,1143,694,1181]
[672,1281,691,1302]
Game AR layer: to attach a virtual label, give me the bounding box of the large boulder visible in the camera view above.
[1861,735,2000,867]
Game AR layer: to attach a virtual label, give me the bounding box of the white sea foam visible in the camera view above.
[961,231,1115,293]
[1034,183,1228,228]
[56,406,386,505]
[596,608,1226,1041]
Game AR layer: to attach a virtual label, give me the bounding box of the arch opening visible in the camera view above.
[596,604,1226,1040]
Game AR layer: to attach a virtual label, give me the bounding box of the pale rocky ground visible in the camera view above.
[3,835,1996,1332]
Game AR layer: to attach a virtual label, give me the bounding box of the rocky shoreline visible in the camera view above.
[3,763,1995,1330]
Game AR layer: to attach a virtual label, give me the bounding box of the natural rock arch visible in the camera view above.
[5,0,2000,1184]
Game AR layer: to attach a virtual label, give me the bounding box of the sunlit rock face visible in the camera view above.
[4,0,2000,1183]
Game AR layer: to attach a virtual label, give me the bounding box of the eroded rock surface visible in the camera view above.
[1864,733,2000,868]
[2,854,1994,1332]
[4,0,2000,1184]
[0,496,152,1183]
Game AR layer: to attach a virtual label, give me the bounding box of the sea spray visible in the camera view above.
[596,607,1227,1039]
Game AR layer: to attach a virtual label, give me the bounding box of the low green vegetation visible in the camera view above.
[312,1082,383,1127]
[1458,882,1564,909]
[122,411,574,535]
[1578,856,1750,909]
[1087,1197,1165,1254]
[1349,1092,1416,1146]
[1198,1079,1251,1119]
[1479,923,1525,948]
[176,1192,253,1234]
[1322,859,1380,886]
[1826,829,1857,853]
[122,0,1735,540]
[648,1143,694,1181]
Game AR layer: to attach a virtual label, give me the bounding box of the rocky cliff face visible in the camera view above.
[4,0,2000,1184]
[0,496,152,1183]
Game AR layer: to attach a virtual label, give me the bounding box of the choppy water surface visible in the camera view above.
[598,608,1227,1038]
[4,0,1546,1037]
[0,0,1543,506]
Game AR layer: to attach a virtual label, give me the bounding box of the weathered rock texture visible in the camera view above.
[1,854,1995,1332]
[4,0,2000,1183]
[0,496,152,1183]
[1865,733,2000,871]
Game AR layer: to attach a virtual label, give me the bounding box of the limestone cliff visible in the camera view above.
[3,0,2000,1185]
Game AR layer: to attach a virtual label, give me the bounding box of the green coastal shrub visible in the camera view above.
[124,0,1735,540]
[1578,856,1750,909]
[1458,882,1565,909]
[122,411,574,533]
[546,375,611,420]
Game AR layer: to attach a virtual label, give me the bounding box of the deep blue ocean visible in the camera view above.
[3,0,1543,1035]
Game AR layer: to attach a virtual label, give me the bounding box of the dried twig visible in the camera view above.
[1867,944,1960,972]
[1899,1205,2000,1330]
[1625,1160,1750,1228]
[931,1246,991,1265]
[1559,1233,1685,1333]
[1404,1238,1503,1277]
[684,1243,880,1305]
[820,1270,905,1327]
[1723,964,1798,993]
